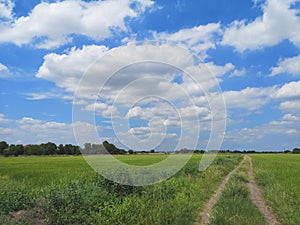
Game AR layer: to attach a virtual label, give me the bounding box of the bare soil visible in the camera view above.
[5,206,46,225]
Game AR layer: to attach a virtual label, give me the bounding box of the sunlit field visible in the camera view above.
[0,154,242,225]
[252,154,300,225]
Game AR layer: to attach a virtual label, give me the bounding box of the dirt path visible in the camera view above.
[194,155,247,225]
[246,156,281,225]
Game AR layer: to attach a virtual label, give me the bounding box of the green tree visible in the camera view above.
[292,148,300,154]
[128,149,134,154]
[58,144,65,155]
[7,144,24,156]
[0,141,9,155]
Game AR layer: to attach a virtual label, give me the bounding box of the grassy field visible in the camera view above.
[0,154,242,225]
[252,154,300,225]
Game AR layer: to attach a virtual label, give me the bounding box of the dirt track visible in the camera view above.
[194,156,247,225]
[195,155,281,225]
[246,156,281,225]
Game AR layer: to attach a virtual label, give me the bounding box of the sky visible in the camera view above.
[0,0,300,151]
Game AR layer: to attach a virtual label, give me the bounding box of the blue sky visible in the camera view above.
[0,0,300,151]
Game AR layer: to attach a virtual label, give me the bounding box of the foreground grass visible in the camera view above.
[210,157,267,225]
[0,154,243,225]
[252,154,300,225]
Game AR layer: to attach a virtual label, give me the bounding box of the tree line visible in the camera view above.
[1,140,300,156]
[0,141,81,157]
[0,140,127,157]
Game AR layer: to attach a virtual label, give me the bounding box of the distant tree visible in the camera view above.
[15,144,24,156]
[7,144,16,156]
[128,149,134,154]
[0,141,9,155]
[25,144,42,155]
[103,141,115,154]
[58,144,65,155]
[64,144,74,155]
[84,143,92,154]
[41,142,57,155]
[194,150,205,154]
[292,148,300,154]
[284,150,291,153]
[150,149,155,153]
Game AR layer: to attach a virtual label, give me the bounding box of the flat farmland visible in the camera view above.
[252,154,300,225]
[0,154,299,225]
[0,154,241,225]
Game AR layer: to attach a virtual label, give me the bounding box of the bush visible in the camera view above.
[0,188,34,215]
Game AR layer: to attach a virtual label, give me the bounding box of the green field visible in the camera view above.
[1,154,299,225]
[252,154,300,225]
[0,154,242,225]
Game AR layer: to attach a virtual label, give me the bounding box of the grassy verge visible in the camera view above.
[0,154,243,225]
[252,154,300,225]
[210,157,267,225]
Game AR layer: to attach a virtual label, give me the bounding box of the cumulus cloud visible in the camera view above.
[84,102,119,118]
[279,100,300,114]
[37,43,219,102]
[270,55,300,76]
[222,0,300,51]
[0,0,154,49]
[0,114,102,145]
[153,23,221,56]
[223,112,300,150]
[0,62,11,77]
[0,0,13,20]
[205,62,234,77]
[37,45,109,93]
[38,43,229,150]
[272,81,300,100]
[267,81,300,115]
[0,113,9,123]
[230,68,246,77]
[224,86,276,111]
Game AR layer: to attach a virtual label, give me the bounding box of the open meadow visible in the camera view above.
[252,154,300,225]
[0,154,299,225]
[0,154,242,225]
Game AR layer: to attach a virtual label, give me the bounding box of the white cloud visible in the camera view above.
[38,43,227,150]
[153,23,222,56]
[25,91,72,100]
[0,113,9,123]
[0,115,102,145]
[222,0,300,51]
[282,113,300,121]
[37,45,109,93]
[270,55,300,76]
[37,43,196,102]
[272,81,300,100]
[205,62,234,77]
[223,112,300,150]
[270,81,300,115]
[224,86,276,111]
[230,68,246,77]
[84,102,119,118]
[0,0,154,49]
[0,0,13,20]
[279,100,300,114]
[0,62,11,77]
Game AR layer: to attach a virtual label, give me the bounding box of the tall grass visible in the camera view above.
[252,154,300,225]
[0,154,243,224]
